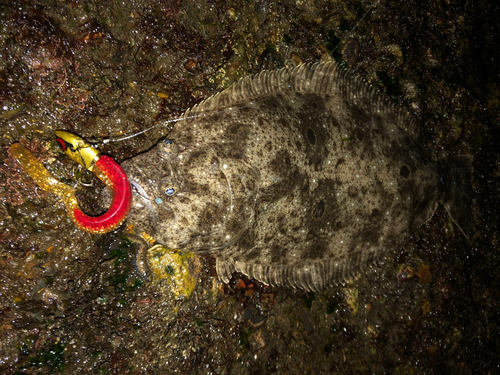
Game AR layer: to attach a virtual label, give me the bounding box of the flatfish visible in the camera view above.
[121,61,473,291]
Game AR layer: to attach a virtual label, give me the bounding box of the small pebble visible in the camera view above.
[184,58,198,73]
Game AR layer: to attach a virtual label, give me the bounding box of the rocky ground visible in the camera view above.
[0,0,499,373]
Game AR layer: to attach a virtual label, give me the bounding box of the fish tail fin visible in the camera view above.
[438,155,474,240]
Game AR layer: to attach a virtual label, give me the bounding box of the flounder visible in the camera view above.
[121,61,473,291]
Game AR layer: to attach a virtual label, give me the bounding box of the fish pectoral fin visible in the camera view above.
[220,157,260,223]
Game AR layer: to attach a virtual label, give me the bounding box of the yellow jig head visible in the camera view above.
[54,130,100,171]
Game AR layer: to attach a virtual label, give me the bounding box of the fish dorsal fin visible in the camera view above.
[183,61,417,136]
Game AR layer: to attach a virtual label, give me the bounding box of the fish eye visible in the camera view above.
[157,138,178,159]
[161,177,179,197]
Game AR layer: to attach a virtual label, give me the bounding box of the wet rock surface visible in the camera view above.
[0,0,499,373]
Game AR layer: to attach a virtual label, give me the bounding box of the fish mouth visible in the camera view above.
[130,181,155,212]
[130,180,177,228]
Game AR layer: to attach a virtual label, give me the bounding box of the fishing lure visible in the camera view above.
[10,131,132,234]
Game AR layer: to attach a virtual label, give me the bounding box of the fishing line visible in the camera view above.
[330,0,381,54]
[99,0,381,146]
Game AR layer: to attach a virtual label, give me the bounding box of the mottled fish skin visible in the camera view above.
[121,62,473,291]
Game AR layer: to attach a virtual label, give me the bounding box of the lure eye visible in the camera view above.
[157,138,178,159]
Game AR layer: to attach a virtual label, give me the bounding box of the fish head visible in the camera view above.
[121,138,259,252]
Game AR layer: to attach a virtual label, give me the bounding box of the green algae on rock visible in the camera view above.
[139,244,201,299]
